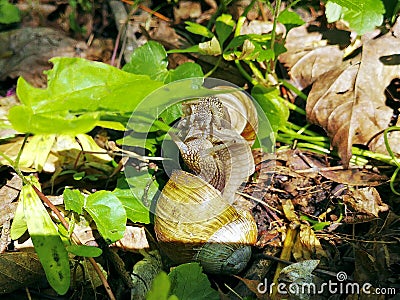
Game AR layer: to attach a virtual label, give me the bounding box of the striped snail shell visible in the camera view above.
[154,171,258,274]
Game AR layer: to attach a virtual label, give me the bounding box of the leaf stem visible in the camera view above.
[269,0,281,74]
[204,56,223,77]
[279,79,308,101]
[235,60,258,85]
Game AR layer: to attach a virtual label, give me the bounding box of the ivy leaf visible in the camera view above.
[123,41,169,82]
[215,14,236,47]
[169,263,219,300]
[326,0,385,35]
[84,191,127,243]
[10,197,27,240]
[185,21,214,38]
[0,0,20,24]
[325,1,344,22]
[9,57,163,135]
[124,42,204,83]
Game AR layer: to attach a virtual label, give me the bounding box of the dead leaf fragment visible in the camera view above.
[343,187,388,222]
[0,27,85,87]
[173,1,202,24]
[111,226,149,250]
[279,25,344,90]
[0,174,22,225]
[0,252,45,294]
[306,25,400,165]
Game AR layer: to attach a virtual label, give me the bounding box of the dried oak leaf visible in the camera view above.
[306,24,400,166]
[279,25,344,90]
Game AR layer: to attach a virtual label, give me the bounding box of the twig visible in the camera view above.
[120,0,171,22]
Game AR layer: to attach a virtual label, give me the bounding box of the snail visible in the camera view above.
[154,88,259,274]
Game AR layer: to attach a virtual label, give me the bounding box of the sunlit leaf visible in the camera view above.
[85,190,127,243]
[326,0,385,35]
[23,180,70,295]
[63,188,85,214]
[66,245,102,257]
[9,57,163,135]
[215,14,236,46]
[123,41,169,82]
[185,21,214,38]
[169,263,219,300]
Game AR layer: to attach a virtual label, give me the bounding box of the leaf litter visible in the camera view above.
[0,0,399,299]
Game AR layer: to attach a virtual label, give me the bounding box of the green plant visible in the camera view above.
[0,0,20,24]
[0,145,122,295]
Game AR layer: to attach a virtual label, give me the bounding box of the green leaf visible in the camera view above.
[198,36,222,55]
[146,271,178,300]
[73,171,86,180]
[8,105,100,135]
[63,188,85,214]
[0,0,20,24]
[18,134,56,172]
[169,263,219,300]
[325,1,344,22]
[167,45,200,54]
[123,41,169,82]
[185,21,214,38]
[277,10,305,32]
[85,191,127,243]
[326,0,385,35]
[215,14,236,47]
[251,85,290,135]
[66,245,102,257]
[10,197,27,240]
[23,181,70,295]
[165,62,204,83]
[113,169,158,224]
[9,57,163,135]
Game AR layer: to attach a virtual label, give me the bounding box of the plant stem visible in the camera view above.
[235,60,258,85]
[269,0,281,74]
[204,56,223,77]
[279,79,308,101]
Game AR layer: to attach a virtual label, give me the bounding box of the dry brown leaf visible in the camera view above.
[319,168,388,186]
[0,27,85,87]
[173,1,202,24]
[110,226,149,250]
[0,174,21,226]
[279,25,344,90]
[306,23,400,166]
[233,276,270,299]
[0,252,45,294]
[343,187,389,222]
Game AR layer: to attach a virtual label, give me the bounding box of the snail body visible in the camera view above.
[154,88,259,274]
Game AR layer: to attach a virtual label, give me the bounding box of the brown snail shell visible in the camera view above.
[154,170,258,274]
[211,86,259,146]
